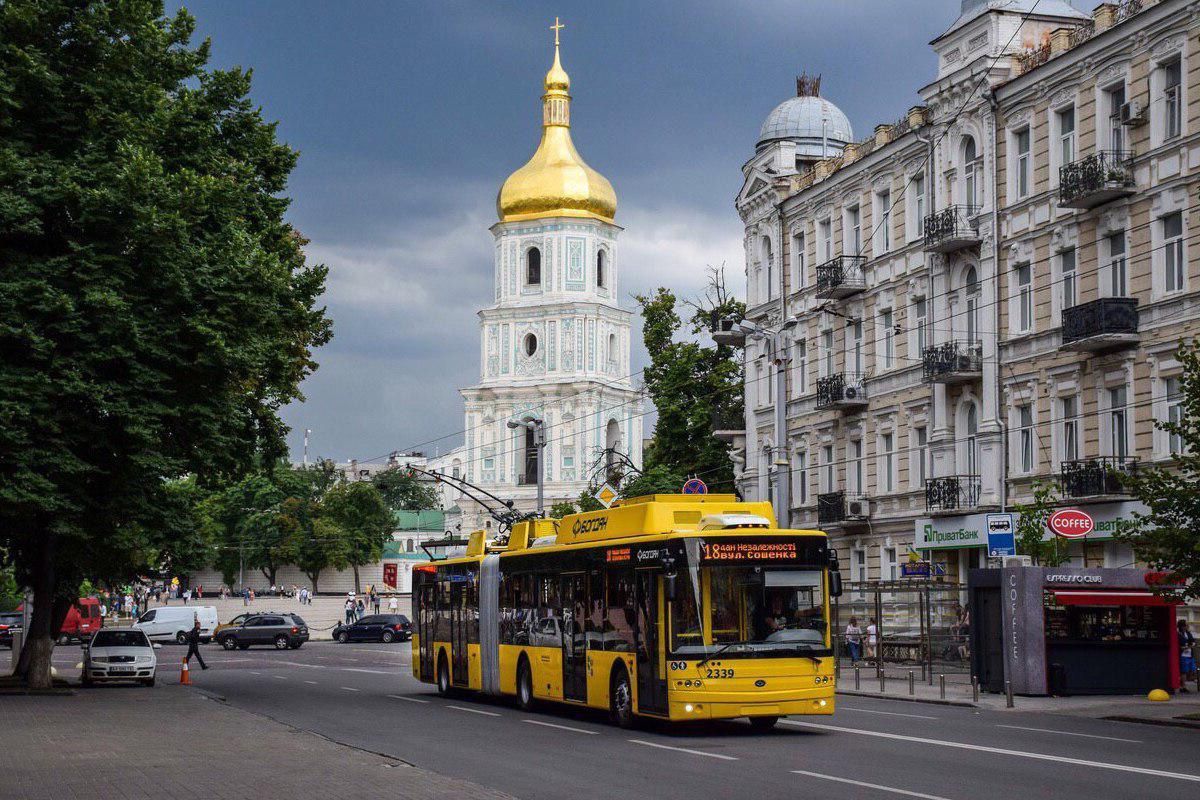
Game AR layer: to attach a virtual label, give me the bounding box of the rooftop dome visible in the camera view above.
[756,75,853,157]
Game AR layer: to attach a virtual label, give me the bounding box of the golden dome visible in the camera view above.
[496,37,617,224]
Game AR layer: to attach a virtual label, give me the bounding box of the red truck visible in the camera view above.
[14,597,105,644]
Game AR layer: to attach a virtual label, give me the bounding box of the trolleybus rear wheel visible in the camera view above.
[611,668,635,729]
[516,660,535,711]
[437,653,451,695]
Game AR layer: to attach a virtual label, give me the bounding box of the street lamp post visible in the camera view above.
[508,417,545,516]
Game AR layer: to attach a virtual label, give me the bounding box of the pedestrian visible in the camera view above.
[196,585,203,600]
[249,588,255,604]
[356,598,365,621]
[844,617,863,664]
[183,588,191,606]
[1179,620,1197,693]
[388,595,398,614]
[185,616,208,671]
[372,592,381,615]
[344,596,355,625]
[865,617,879,663]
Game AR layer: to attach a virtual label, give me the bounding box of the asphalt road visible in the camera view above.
[70,642,1200,800]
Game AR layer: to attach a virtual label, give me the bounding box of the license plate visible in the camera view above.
[110,669,134,675]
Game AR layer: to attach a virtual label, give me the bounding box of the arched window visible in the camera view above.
[607,333,617,365]
[966,402,979,475]
[962,136,979,208]
[523,333,538,357]
[964,266,980,346]
[526,247,541,285]
[761,236,774,298]
[406,539,414,553]
[605,419,621,482]
[597,250,607,288]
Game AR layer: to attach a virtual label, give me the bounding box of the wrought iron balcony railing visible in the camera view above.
[925,475,982,514]
[1059,151,1136,208]
[1060,297,1139,352]
[814,255,867,300]
[924,206,982,253]
[1060,457,1137,499]
[815,372,868,410]
[922,341,983,384]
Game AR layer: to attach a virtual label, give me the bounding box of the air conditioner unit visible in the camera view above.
[1003,555,1033,568]
[1119,100,1146,126]
[845,498,870,519]
[842,385,861,400]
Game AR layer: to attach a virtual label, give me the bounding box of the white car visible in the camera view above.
[82,629,160,687]
[132,605,218,644]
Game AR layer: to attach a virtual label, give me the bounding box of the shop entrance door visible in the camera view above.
[972,587,1004,693]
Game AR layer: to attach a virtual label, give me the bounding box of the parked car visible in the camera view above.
[213,610,283,637]
[44,597,104,644]
[82,628,160,687]
[216,613,309,651]
[333,614,411,644]
[132,605,218,644]
[0,612,22,648]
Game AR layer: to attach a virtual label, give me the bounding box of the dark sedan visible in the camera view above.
[216,613,309,650]
[333,614,411,644]
[0,612,22,648]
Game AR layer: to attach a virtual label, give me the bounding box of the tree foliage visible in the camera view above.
[1014,479,1068,567]
[0,2,331,686]
[1119,341,1200,598]
[372,467,439,511]
[323,481,393,594]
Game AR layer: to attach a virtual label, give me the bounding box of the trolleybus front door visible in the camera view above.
[635,571,668,715]
[561,573,588,702]
[450,579,469,687]
[417,581,435,682]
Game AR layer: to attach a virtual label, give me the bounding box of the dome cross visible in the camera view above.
[550,17,564,46]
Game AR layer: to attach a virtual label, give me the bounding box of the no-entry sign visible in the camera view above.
[1048,509,1094,539]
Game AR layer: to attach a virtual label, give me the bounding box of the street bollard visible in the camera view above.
[939,674,946,700]
[855,665,860,690]
[972,676,979,703]
[1005,680,1014,708]
[908,670,915,696]
[880,671,886,693]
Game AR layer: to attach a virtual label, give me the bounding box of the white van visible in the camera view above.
[133,606,218,644]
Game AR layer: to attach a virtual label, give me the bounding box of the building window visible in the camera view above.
[1163,212,1185,293]
[761,236,774,300]
[1060,248,1076,311]
[819,218,832,261]
[880,309,895,370]
[1106,232,1127,297]
[792,231,806,289]
[406,539,414,553]
[915,426,928,487]
[847,205,861,255]
[523,333,538,357]
[965,402,979,475]
[913,174,926,237]
[1107,84,1125,152]
[822,444,835,493]
[525,247,542,285]
[821,328,834,378]
[1015,127,1031,199]
[794,340,808,396]
[1166,378,1184,455]
[883,547,898,582]
[853,548,867,584]
[1015,263,1033,333]
[1163,58,1182,141]
[1018,404,1034,473]
[850,439,863,495]
[795,451,808,505]
[562,447,575,469]
[850,320,864,375]
[913,297,929,355]
[1109,386,1128,460]
[1061,395,1079,463]
[881,432,895,493]
[596,250,606,288]
[756,360,768,407]
[963,136,980,207]
[875,189,891,253]
[1057,106,1076,167]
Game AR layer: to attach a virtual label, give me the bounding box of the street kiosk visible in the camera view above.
[969,566,1181,696]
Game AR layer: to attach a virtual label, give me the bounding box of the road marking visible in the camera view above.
[249,671,261,675]
[627,739,738,761]
[995,724,1141,743]
[272,675,288,680]
[303,680,318,685]
[523,719,599,735]
[341,667,394,675]
[340,686,360,692]
[840,706,939,720]
[782,721,1200,784]
[447,704,501,717]
[792,770,952,800]
[388,695,429,704]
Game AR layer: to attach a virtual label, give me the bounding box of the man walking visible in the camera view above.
[344,595,355,625]
[185,616,208,671]
[1179,620,1196,693]
[372,591,381,615]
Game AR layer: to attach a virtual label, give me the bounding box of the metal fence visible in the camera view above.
[832,581,971,682]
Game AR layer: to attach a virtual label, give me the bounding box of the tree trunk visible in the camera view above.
[260,565,278,588]
[304,570,320,595]
[353,564,361,594]
[20,534,59,689]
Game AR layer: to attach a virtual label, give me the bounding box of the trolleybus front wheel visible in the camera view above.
[610,667,635,729]
[748,715,779,732]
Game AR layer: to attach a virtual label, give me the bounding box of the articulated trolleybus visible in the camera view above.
[412,494,843,729]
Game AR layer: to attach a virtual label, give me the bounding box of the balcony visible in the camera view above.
[814,255,867,300]
[711,409,745,442]
[1060,297,1139,352]
[815,373,868,411]
[924,206,981,253]
[922,341,983,384]
[925,475,981,514]
[1059,151,1136,209]
[1060,457,1137,499]
[817,491,869,526]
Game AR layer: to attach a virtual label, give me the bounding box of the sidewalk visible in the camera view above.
[0,684,513,800]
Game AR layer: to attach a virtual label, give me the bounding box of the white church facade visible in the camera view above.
[432,32,642,532]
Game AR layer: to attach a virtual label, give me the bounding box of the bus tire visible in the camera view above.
[436,652,451,695]
[749,716,779,732]
[610,666,635,729]
[516,658,535,711]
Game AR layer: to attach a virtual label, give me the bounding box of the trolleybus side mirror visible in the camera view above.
[829,571,844,598]
[664,574,677,601]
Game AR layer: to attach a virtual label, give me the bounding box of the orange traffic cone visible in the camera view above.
[180,656,191,685]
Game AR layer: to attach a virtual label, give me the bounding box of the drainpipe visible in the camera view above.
[914,125,938,439]
[986,86,1008,515]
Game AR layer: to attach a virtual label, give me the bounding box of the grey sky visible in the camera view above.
[180,0,992,463]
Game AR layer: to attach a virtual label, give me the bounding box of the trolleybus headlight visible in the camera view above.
[684,704,694,713]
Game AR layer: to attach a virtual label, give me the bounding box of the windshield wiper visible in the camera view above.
[698,638,753,668]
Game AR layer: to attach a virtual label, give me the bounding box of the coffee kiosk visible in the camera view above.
[969,566,1181,695]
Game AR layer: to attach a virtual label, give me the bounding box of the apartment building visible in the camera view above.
[731,0,1196,582]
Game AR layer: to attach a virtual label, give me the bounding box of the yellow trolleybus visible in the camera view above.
[411,493,842,729]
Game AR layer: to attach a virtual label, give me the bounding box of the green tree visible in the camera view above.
[1014,479,1068,567]
[372,467,438,511]
[324,481,392,594]
[636,267,744,488]
[1119,341,1200,599]
[549,500,580,519]
[0,2,331,686]
[619,464,688,499]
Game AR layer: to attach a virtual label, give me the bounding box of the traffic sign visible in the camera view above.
[595,483,619,508]
[1048,508,1094,539]
[985,513,1015,557]
[681,478,708,495]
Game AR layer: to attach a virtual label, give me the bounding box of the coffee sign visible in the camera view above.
[1047,509,1094,539]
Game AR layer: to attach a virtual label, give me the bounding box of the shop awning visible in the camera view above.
[1052,590,1179,607]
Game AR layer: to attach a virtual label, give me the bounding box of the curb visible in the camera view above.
[837,689,977,708]
[1103,714,1200,731]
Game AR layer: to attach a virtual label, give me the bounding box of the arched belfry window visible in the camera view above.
[526,247,542,285]
[597,250,607,288]
[524,333,538,357]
